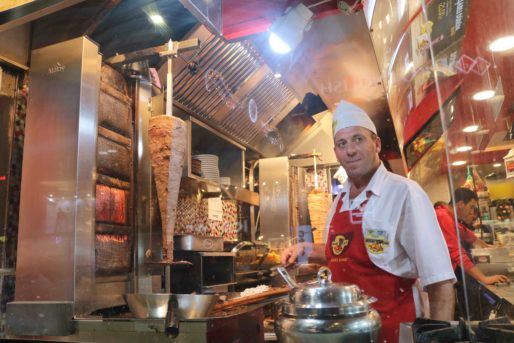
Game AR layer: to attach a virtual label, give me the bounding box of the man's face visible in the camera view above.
[456,199,477,224]
[333,126,381,180]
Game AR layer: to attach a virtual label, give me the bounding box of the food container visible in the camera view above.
[230,241,272,271]
[124,293,218,319]
[274,267,381,343]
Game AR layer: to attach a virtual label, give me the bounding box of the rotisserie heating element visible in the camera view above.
[95,65,134,277]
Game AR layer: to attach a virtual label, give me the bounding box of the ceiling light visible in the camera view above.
[269,33,291,54]
[493,163,502,167]
[452,160,467,166]
[472,90,495,101]
[463,125,479,133]
[455,146,472,152]
[274,72,282,78]
[150,14,165,25]
[269,3,313,54]
[489,36,514,52]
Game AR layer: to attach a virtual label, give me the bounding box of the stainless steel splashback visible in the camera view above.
[172,25,299,154]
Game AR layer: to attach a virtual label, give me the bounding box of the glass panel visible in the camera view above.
[419,0,514,328]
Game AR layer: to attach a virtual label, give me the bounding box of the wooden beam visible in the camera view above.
[83,0,122,36]
[0,1,35,12]
[0,0,85,32]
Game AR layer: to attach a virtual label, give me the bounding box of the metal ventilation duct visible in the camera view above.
[173,25,299,154]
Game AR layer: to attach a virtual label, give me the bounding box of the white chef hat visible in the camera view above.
[332,100,377,137]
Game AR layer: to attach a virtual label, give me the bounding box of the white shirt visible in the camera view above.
[323,164,456,289]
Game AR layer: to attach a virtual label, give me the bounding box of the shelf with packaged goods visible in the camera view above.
[183,116,259,206]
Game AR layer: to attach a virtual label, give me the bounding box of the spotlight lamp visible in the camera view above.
[269,3,314,54]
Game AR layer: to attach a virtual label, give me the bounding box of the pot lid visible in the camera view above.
[277,266,372,314]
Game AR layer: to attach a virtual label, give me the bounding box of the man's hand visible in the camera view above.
[281,243,304,267]
[426,280,455,321]
[281,243,326,267]
[483,275,509,285]
[467,266,509,285]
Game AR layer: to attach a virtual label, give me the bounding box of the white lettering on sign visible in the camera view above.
[48,62,65,74]
[455,0,465,32]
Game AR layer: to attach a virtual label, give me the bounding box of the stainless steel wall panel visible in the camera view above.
[13,37,101,316]
[259,157,290,241]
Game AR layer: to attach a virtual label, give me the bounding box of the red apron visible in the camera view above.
[325,193,416,343]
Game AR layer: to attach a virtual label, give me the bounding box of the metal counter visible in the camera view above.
[3,302,268,343]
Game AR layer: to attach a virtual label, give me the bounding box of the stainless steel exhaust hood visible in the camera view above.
[171,25,300,156]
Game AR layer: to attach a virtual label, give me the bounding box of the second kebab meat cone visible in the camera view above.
[149,115,187,261]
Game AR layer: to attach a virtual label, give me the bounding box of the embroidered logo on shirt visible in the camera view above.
[364,230,390,254]
[331,233,352,256]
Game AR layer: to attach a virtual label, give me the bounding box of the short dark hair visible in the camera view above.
[449,188,478,205]
[433,201,447,208]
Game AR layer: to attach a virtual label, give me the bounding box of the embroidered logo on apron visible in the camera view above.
[364,229,390,254]
[330,233,352,255]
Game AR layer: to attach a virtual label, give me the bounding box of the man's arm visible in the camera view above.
[426,280,455,321]
[465,266,509,285]
[281,242,326,267]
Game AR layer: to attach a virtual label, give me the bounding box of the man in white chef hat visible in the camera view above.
[282,100,456,343]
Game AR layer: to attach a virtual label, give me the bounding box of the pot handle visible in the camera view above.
[367,296,378,304]
[165,296,179,337]
[317,267,333,285]
[276,266,298,288]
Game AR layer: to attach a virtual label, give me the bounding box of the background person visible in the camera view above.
[436,188,508,285]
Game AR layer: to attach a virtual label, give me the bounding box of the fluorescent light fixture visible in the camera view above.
[150,14,165,25]
[455,146,472,152]
[493,163,502,167]
[489,36,514,52]
[463,125,479,133]
[269,3,313,54]
[472,90,495,101]
[269,33,291,54]
[274,72,282,78]
[451,160,467,166]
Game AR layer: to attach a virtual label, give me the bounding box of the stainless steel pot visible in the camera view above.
[274,267,381,343]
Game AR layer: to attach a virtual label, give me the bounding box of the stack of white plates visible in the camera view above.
[192,154,220,183]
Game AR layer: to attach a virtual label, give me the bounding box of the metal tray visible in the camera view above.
[174,235,224,251]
